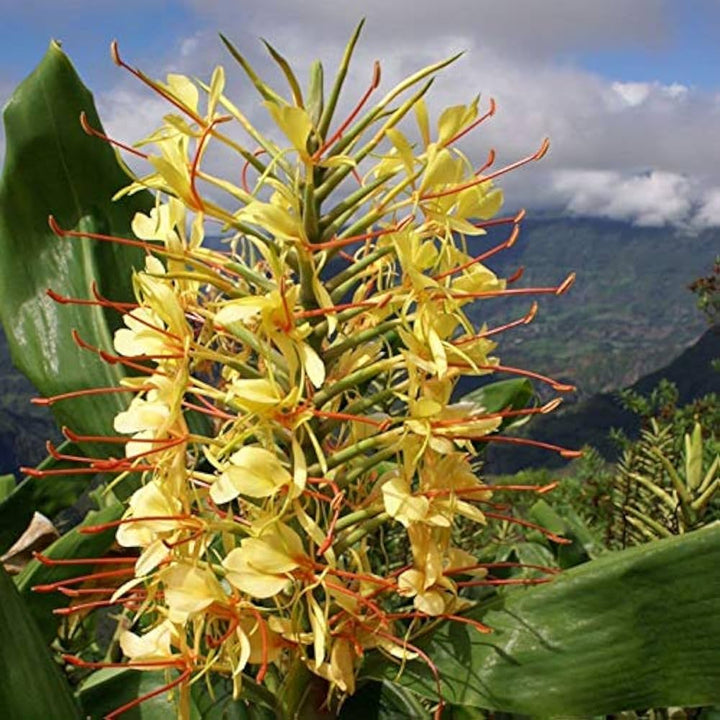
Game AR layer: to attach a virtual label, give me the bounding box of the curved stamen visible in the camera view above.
[80,111,148,159]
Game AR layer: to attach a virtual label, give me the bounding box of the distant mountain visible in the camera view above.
[470,216,718,397]
[484,325,720,475]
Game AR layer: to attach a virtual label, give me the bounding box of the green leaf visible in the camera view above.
[341,680,429,719]
[363,524,720,715]
[191,676,275,720]
[0,41,152,447]
[77,667,200,720]
[14,502,123,641]
[462,378,534,429]
[0,473,15,502]
[0,565,82,719]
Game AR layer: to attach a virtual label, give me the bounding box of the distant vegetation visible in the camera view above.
[475,215,719,396]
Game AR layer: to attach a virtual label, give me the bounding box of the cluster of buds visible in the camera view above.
[29,24,577,719]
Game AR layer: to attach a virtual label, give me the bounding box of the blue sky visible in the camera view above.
[4,1,718,91]
[1,0,720,228]
[573,1,720,90]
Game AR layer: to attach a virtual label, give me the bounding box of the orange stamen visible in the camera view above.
[450,361,575,392]
[310,216,412,252]
[482,511,571,544]
[111,40,204,126]
[46,288,137,310]
[445,561,559,576]
[32,385,149,406]
[313,60,381,161]
[181,399,236,420]
[241,148,267,193]
[248,606,270,683]
[506,266,525,284]
[473,208,526,229]
[104,668,193,720]
[54,595,145,615]
[20,465,155,477]
[469,434,582,459]
[433,223,520,281]
[312,408,389,429]
[453,302,537,344]
[445,271,575,300]
[62,427,185,445]
[473,147,496,176]
[80,111,148,159]
[49,215,156,251]
[206,613,239,648]
[456,577,553,587]
[79,514,199,535]
[33,552,136,566]
[33,567,134,592]
[375,630,445,720]
[189,115,233,211]
[422,137,549,201]
[443,97,496,147]
[63,653,184,670]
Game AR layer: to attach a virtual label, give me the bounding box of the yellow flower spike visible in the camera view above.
[45,27,575,718]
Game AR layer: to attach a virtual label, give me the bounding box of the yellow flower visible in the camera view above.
[222,522,304,599]
[162,564,225,622]
[120,620,177,661]
[210,446,293,503]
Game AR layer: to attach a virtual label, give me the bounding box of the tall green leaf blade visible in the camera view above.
[363,524,720,715]
[0,41,151,444]
[0,565,81,719]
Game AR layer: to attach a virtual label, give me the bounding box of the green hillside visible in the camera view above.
[483,324,720,474]
[469,216,718,397]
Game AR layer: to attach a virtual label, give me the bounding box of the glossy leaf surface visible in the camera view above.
[0,565,81,719]
[0,41,151,443]
[364,524,720,715]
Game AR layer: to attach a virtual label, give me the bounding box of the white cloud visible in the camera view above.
[551,170,694,226]
[12,0,714,229]
[612,81,653,107]
[612,80,689,107]
[692,187,720,230]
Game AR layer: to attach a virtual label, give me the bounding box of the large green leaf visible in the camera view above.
[363,524,720,715]
[14,502,123,641]
[0,565,82,719]
[0,41,151,443]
